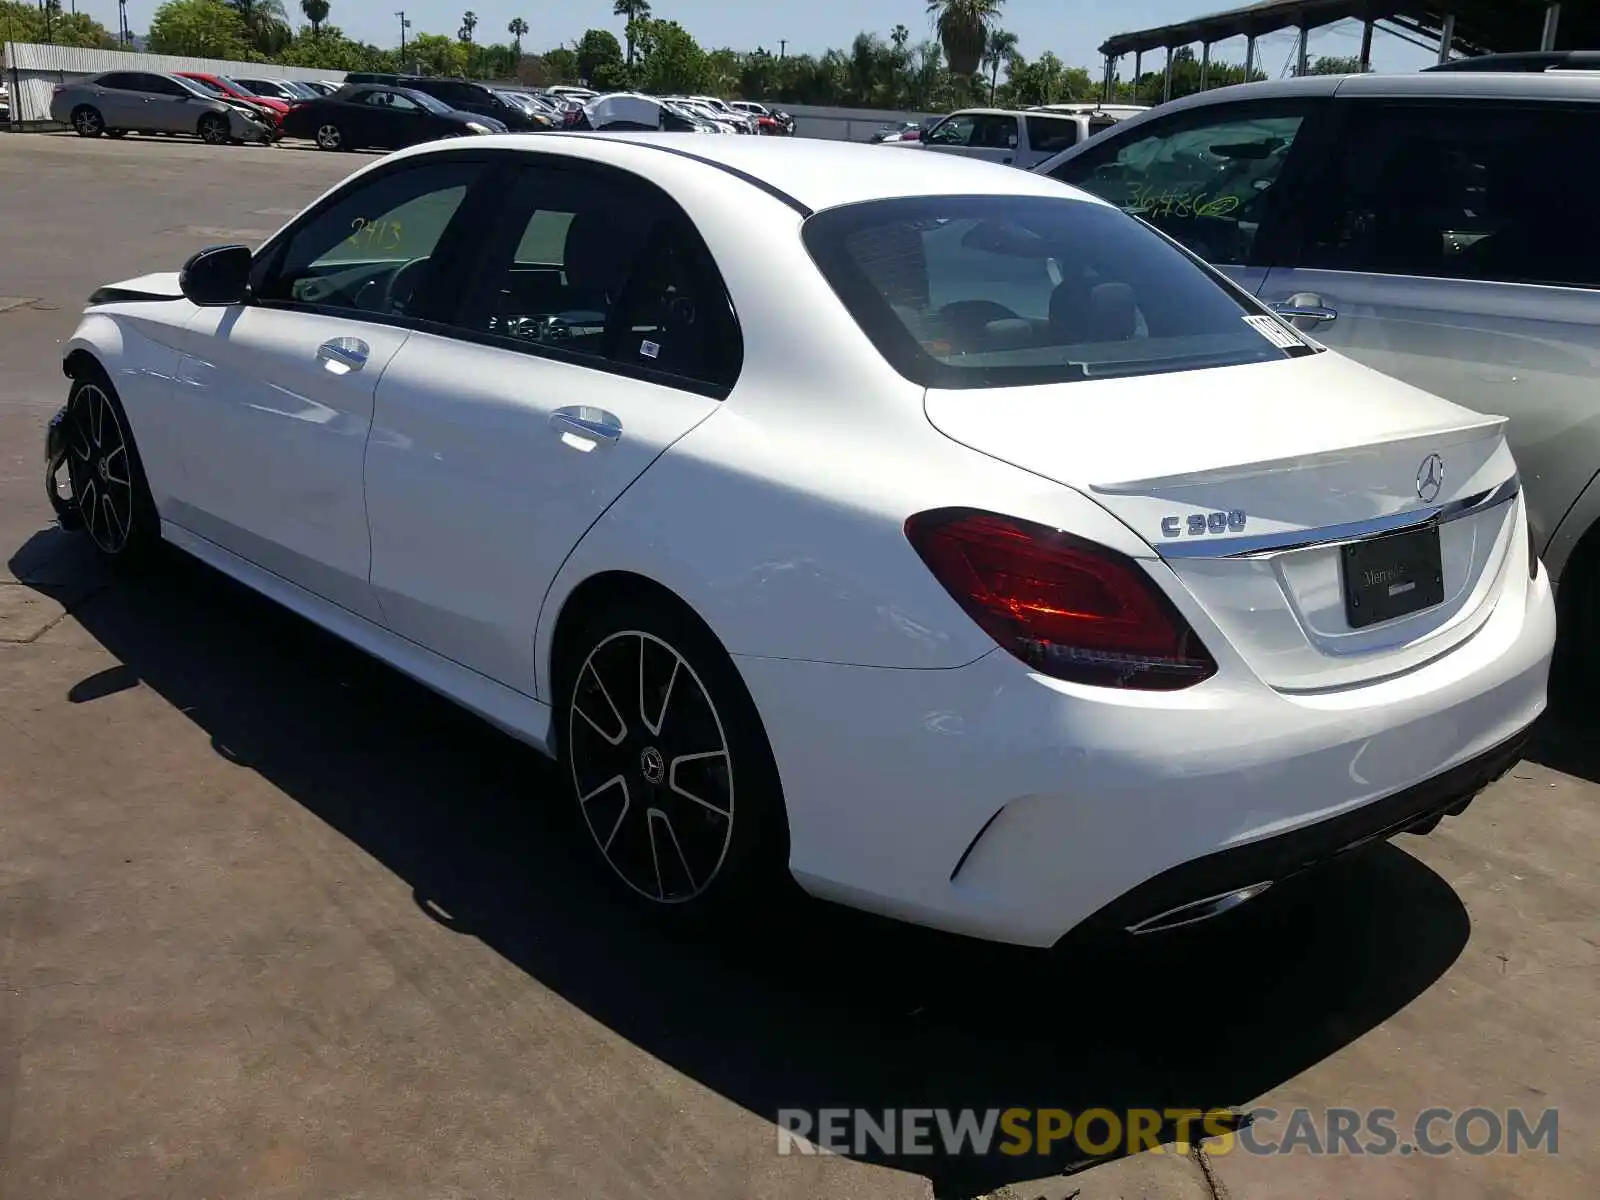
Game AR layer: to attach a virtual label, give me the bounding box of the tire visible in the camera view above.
[61,370,160,566]
[558,596,790,923]
[198,112,230,146]
[105,129,127,139]
[315,122,346,151]
[71,105,104,137]
[1555,543,1600,695]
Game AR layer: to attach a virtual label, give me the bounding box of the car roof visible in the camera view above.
[389,132,1108,213]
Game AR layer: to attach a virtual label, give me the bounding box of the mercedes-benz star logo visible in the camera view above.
[640,745,666,786]
[1416,454,1445,504]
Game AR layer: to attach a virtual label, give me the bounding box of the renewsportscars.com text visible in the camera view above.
[776,1106,1559,1159]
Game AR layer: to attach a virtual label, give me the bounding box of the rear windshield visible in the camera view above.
[801,194,1307,389]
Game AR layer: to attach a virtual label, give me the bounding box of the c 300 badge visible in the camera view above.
[1162,510,1247,538]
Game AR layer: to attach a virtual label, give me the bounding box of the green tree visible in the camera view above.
[1306,54,1365,75]
[409,31,468,76]
[459,10,477,43]
[575,28,627,90]
[508,16,529,58]
[981,26,1017,102]
[612,0,651,66]
[0,1,118,47]
[147,0,253,59]
[277,23,392,70]
[530,46,580,85]
[227,0,291,54]
[926,0,1002,76]
[299,0,329,38]
[633,18,708,94]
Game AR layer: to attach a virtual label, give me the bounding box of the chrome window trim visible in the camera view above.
[1153,475,1521,560]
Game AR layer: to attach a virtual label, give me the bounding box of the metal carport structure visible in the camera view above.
[1097,1,1589,101]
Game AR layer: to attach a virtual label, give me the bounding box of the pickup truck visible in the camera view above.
[892,106,1134,168]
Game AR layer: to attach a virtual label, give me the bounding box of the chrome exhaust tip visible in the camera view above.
[1125,881,1274,935]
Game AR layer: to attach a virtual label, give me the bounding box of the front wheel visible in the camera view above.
[197,112,230,146]
[559,599,790,921]
[61,373,160,564]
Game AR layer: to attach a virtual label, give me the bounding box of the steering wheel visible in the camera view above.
[378,256,433,316]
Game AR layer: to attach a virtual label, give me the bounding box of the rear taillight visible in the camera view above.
[905,508,1217,690]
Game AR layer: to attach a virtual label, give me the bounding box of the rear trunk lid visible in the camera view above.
[925,353,1522,691]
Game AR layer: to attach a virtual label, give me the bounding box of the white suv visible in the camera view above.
[1035,70,1600,670]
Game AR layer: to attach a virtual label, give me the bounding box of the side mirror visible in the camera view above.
[180,244,252,306]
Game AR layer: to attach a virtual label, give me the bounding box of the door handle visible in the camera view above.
[1270,293,1337,324]
[316,337,369,373]
[550,406,621,445]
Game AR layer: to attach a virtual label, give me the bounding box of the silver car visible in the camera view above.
[50,70,272,144]
[1034,71,1600,670]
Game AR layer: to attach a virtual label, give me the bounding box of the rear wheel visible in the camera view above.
[315,123,346,151]
[61,372,160,565]
[558,597,790,923]
[71,105,104,137]
[197,112,230,145]
[1556,539,1600,692]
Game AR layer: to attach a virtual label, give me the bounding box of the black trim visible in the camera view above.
[1057,725,1534,947]
[609,139,813,216]
[88,286,183,305]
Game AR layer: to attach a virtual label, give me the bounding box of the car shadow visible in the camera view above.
[9,528,1482,1198]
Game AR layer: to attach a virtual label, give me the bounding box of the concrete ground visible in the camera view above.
[0,132,1594,1200]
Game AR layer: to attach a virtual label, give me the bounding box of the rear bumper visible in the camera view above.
[1060,724,1530,945]
[733,558,1554,947]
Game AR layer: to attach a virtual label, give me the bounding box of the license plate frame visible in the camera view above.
[1341,523,1445,629]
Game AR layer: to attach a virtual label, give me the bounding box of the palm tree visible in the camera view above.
[300,0,329,38]
[508,16,529,58]
[925,0,1002,77]
[612,0,651,66]
[228,0,291,53]
[982,27,1018,103]
[459,10,477,42]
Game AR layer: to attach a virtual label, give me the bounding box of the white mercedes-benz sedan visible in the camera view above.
[44,135,1554,948]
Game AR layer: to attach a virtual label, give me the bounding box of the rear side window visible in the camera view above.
[1299,101,1600,289]
[1050,105,1311,265]
[1026,115,1079,153]
[802,194,1308,390]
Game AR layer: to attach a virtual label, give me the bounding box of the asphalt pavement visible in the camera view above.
[0,132,1594,1200]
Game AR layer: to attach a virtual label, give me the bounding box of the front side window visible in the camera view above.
[255,161,483,317]
[926,115,977,147]
[1050,105,1311,265]
[96,73,137,91]
[1298,101,1599,289]
[136,74,187,96]
[803,194,1309,390]
[450,165,742,390]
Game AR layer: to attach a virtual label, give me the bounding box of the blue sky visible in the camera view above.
[77,0,1435,75]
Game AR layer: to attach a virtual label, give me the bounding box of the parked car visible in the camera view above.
[50,71,274,144]
[728,99,791,134]
[492,89,558,128]
[571,93,709,133]
[175,72,288,136]
[898,107,1097,167]
[1034,70,1600,671]
[0,78,10,120]
[300,81,341,96]
[663,96,748,133]
[871,120,924,143]
[281,85,498,151]
[45,136,1551,948]
[229,77,304,104]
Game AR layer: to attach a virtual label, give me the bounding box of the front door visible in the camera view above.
[127,72,198,134]
[167,158,489,622]
[363,161,739,693]
[1258,98,1600,562]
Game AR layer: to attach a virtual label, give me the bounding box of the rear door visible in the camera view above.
[89,73,144,126]
[1258,97,1600,566]
[1041,96,1334,297]
[363,159,739,694]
